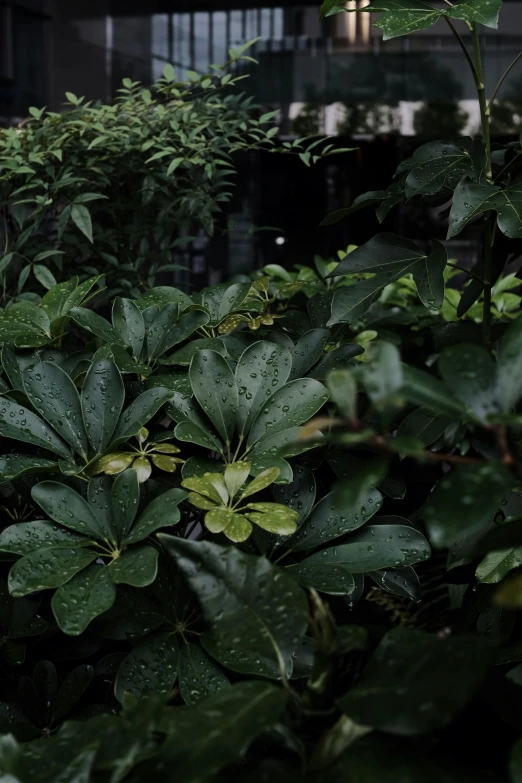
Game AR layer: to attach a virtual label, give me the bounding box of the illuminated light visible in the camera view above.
[346,1,357,44]
[359,0,371,43]
[275,236,286,245]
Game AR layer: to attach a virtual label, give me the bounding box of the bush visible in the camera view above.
[1,1,522,780]
[0,44,342,306]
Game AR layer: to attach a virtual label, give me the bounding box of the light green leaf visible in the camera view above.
[327,369,358,419]
[476,546,522,584]
[224,462,251,499]
[240,467,280,499]
[205,509,252,542]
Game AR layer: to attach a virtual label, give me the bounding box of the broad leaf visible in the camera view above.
[159,536,308,679]
[235,341,292,437]
[247,378,329,446]
[24,362,88,458]
[81,359,125,454]
[424,463,513,547]
[0,455,59,482]
[8,548,98,597]
[190,350,238,445]
[114,631,179,701]
[112,298,145,358]
[364,0,501,41]
[110,388,173,446]
[338,627,493,735]
[401,139,482,199]
[289,488,382,552]
[448,177,522,239]
[31,482,107,540]
[124,488,185,545]
[497,315,522,412]
[0,521,88,556]
[70,307,121,344]
[438,344,498,422]
[400,365,465,419]
[174,421,224,453]
[178,643,230,705]
[476,546,522,584]
[111,469,139,542]
[109,546,159,587]
[51,566,116,635]
[289,329,329,380]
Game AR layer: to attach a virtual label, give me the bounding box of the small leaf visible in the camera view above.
[71,204,93,243]
[115,632,178,702]
[109,546,158,587]
[33,265,57,290]
[178,643,230,705]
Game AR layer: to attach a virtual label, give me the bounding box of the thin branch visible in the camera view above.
[487,50,522,112]
[494,151,522,183]
[446,261,484,283]
[444,17,478,84]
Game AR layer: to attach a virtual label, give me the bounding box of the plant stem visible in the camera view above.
[487,50,522,112]
[444,18,478,85]
[471,23,494,349]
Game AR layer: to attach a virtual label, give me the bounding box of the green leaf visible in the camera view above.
[0,521,88,556]
[247,378,329,447]
[400,365,465,419]
[51,566,116,635]
[205,509,252,542]
[136,286,192,312]
[353,524,431,566]
[151,308,210,361]
[8,548,98,597]
[109,546,158,587]
[112,298,145,358]
[33,265,57,290]
[364,0,501,42]
[174,421,224,453]
[235,341,292,437]
[223,462,251,500]
[244,505,299,536]
[124,488,186,545]
[110,388,173,446]
[159,536,308,679]
[24,362,88,458]
[240,466,281,499]
[438,343,498,423]
[448,177,522,240]
[70,307,121,344]
[161,337,226,367]
[290,540,405,594]
[0,455,59,482]
[327,369,358,419]
[32,481,107,540]
[361,341,403,403]
[71,204,93,242]
[81,359,125,454]
[0,302,50,348]
[476,545,522,584]
[289,487,382,552]
[396,407,451,447]
[497,315,522,412]
[410,240,447,310]
[178,643,230,705]
[218,282,252,319]
[401,139,481,199]
[289,329,330,380]
[337,626,493,735]
[151,682,287,782]
[111,469,139,542]
[114,632,178,702]
[190,350,238,444]
[0,397,71,459]
[424,463,513,547]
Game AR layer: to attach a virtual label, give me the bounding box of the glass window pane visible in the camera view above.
[273,9,284,39]
[245,10,258,41]
[173,13,191,76]
[230,10,243,48]
[260,9,272,39]
[194,12,210,72]
[212,11,227,65]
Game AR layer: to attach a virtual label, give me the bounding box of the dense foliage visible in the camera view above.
[1,2,522,781]
[0,43,342,306]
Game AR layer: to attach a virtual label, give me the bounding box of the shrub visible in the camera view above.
[0,43,343,306]
[1,1,522,779]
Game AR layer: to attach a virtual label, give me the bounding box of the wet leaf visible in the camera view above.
[31,481,107,540]
[9,548,98,598]
[178,643,230,705]
[235,341,292,437]
[81,359,125,454]
[52,566,116,635]
[109,546,159,587]
[114,631,178,701]
[190,350,238,444]
[159,536,308,678]
[112,297,145,358]
[438,344,498,423]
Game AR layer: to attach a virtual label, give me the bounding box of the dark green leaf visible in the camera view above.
[109,546,158,587]
[448,177,522,240]
[8,548,98,597]
[178,643,230,705]
[31,481,106,540]
[159,536,308,679]
[112,298,145,358]
[114,631,178,701]
[71,204,93,242]
[235,341,292,437]
[338,627,493,735]
[24,362,88,458]
[438,344,499,423]
[81,359,125,454]
[190,350,238,445]
[51,566,116,635]
[125,488,185,545]
[110,388,173,446]
[0,521,88,556]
